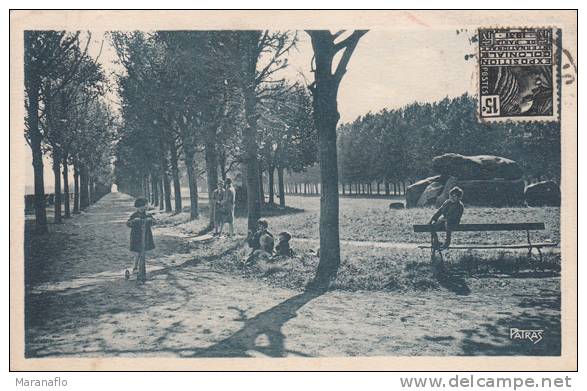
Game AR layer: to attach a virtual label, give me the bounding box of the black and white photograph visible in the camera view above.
[9,10,577,371]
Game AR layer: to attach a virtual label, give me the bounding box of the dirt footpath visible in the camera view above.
[24,193,561,358]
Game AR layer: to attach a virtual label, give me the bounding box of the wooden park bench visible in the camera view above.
[413,223,558,262]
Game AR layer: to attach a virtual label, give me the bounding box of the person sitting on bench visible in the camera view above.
[428,186,464,250]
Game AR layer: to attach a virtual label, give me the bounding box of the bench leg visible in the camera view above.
[536,247,543,262]
[431,248,444,265]
[525,229,545,263]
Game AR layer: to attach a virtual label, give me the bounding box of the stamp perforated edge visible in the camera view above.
[475,26,561,124]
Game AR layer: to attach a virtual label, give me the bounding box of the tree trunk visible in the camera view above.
[163,170,172,212]
[79,164,89,209]
[73,162,80,214]
[204,129,219,228]
[310,59,341,285]
[268,165,275,205]
[26,79,48,232]
[277,166,285,208]
[385,179,390,196]
[142,176,148,199]
[242,123,261,231]
[169,144,182,213]
[89,175,95,204]
[184,145,199,220]
[219,149,227,181]
[258,168,265,206]
[52,154,62,224]
[312,83,341,285]
[62,155,70,218]
[151,172,159,207]
[240,31,263,233]
[158,176,164,210]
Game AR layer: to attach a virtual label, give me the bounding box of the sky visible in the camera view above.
[25,29,477,193]
[285,30,476,122]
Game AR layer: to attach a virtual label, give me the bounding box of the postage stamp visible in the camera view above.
[478,28,558,122]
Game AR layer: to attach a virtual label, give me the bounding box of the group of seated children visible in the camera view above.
[246,218,294,263]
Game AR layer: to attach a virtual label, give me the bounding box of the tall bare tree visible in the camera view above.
[305,30,367,288]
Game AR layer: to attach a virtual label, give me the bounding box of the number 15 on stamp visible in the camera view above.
[481,95,501,117]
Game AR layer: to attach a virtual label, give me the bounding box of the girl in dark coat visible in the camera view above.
[126,198,155,282]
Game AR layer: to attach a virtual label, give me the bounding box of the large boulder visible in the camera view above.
[455,179,525,206]
[405,175,443,208]
[432,154,523,180]
[435,176,458,207]
[417,181,445,207]
[525,181,561,206]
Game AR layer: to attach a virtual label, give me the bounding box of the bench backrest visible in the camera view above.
[413,223,545,233]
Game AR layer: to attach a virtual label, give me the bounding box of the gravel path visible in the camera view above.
[24,192,561,359]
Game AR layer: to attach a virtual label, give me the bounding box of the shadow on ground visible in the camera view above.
[27,284,324,358]
[193,289,323,357]
[459,293,561,356]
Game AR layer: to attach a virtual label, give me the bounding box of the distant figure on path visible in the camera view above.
[428,186,464,249]
[126,198,156,283]
[212,180,225,236]
[220,178,236,237]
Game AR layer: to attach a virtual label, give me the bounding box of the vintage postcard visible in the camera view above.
[9,10,577,371]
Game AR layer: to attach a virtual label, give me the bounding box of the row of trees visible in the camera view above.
[23,29,365,288]
[337,94,561,186]
[112,31,317,231]
[113,30,368,288]
[25,31,115,233]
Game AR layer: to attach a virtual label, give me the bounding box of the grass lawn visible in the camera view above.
[153,195,561,293]
[158,195,560,245]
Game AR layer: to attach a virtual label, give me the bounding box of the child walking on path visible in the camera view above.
[126,198,156,283]
[428,186,464,250]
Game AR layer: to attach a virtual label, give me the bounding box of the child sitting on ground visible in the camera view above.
[245,218,274,262]
[428,186,464,250]
[275,231,294,257]
[126,198,156,282]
